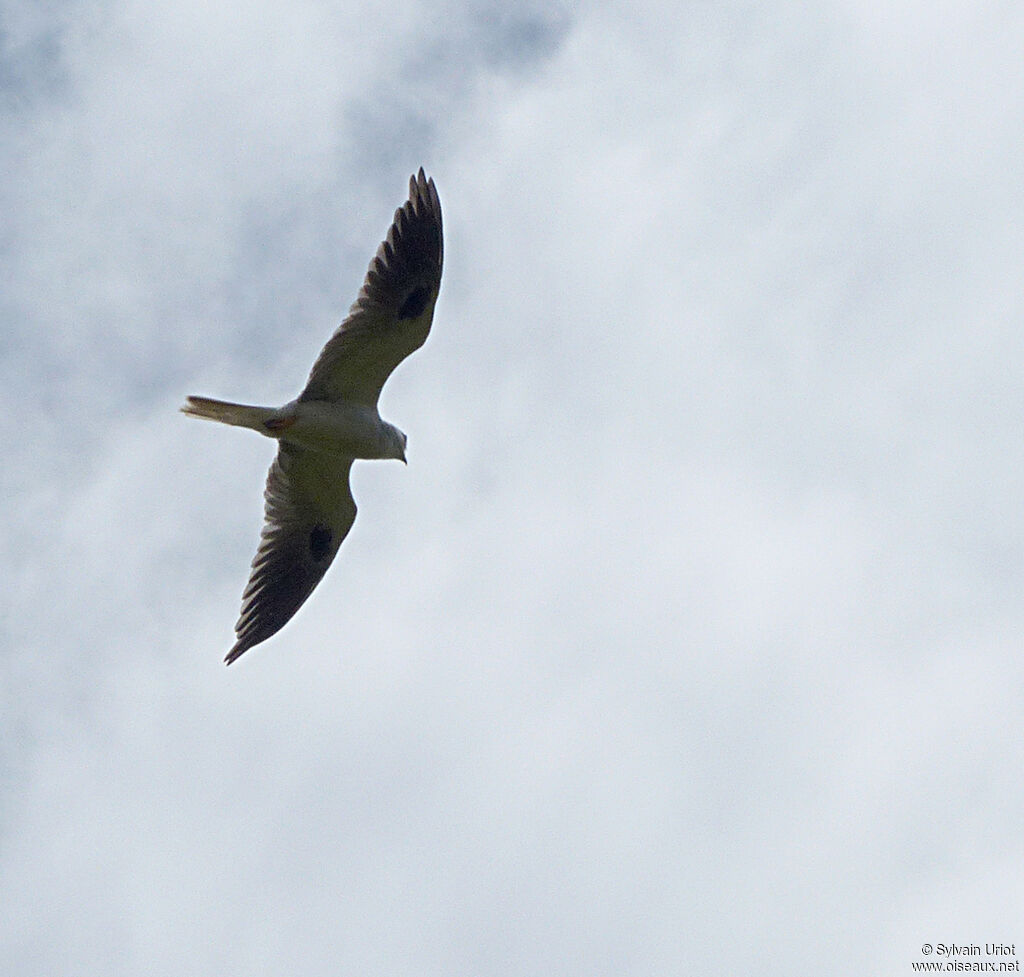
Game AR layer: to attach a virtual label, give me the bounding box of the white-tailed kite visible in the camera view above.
[183,170,443,664]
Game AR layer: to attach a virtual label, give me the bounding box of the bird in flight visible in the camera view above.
[183,170,443,664]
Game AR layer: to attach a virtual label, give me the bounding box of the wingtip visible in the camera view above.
[224,641,248,666]
[408,168,440,224]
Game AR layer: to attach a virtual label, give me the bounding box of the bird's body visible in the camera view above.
[184,396,407,461]
[182,170,443,663]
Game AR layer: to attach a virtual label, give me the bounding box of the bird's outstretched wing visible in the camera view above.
[227,442,357,664]
[299,169,443,408]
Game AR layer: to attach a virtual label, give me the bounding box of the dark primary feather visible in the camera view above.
[299,168,444,407]
[226,443,357,664]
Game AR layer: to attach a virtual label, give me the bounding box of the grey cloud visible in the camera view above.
[3,0,1024,974]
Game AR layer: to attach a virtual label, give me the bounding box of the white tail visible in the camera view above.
[180,395,276,431]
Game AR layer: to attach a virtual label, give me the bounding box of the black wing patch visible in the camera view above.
[309,524,333,562]
[398,285,431,320]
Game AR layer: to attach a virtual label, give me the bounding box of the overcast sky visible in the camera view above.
[3,0,1023,973]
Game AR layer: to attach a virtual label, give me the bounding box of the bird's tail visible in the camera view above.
[180,395,276,431]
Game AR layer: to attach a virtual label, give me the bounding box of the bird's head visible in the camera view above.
[385,424,408,464]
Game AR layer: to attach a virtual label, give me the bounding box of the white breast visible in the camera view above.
[281,400,389,459]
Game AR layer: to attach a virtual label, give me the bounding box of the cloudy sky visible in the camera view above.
[3,0,1023,973]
